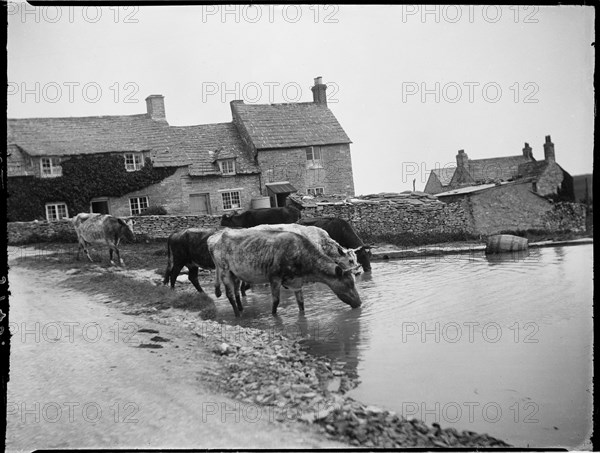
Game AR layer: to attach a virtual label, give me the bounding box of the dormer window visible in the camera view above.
[218,159,236,176]
[124,153,144,172]
[40,157,62,178]
[306,146,323,168]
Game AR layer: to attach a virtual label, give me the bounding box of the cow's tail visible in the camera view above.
[163,239,172,286]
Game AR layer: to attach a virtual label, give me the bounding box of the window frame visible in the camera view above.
[220,189,242,211]
[124,153,144,172]
[40,157,62,178]
[217,159,236,176]
[129,196,149,215]
[307,187,325,196]
[45,202,69,221]
[306,146,323,168]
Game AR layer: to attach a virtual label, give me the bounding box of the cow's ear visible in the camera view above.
[334,265,343,277]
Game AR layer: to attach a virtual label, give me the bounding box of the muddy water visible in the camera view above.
[216,244,593,449]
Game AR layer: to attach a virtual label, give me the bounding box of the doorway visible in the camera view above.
[189,193,211,214]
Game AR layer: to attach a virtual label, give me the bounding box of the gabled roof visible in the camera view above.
[430,167,456,186]
[466,155,531,182]
[7,114,170,156]
[517,160,549,179]
[153,123,259,175]
[231,101,351,150]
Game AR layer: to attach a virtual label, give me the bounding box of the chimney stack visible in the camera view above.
[522,142,533,159]
[456,149,468,167]
[145,95,166,122]
[543,135,555,162]
[311,76,327,106]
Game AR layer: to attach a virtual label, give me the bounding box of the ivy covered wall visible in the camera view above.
[7,154,177,221]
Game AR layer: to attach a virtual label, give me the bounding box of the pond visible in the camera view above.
[216,244,593,449]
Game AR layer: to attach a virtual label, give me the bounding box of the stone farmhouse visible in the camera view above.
[7,77,355,221]
[424,136,574,201]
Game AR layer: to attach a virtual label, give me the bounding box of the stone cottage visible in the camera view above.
[7,77,355,221]
[424,136,574,200]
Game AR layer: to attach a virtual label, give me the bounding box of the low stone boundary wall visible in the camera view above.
[7,198,588,245]
[7,214,222,244]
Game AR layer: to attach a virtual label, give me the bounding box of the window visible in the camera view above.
[307,187,324,196]
[221,190,241,210]
[124,153,144,172]
[40,157,62,178]
[129,196,149,215]
[45,202,69,221]
[218,159,236,175]
[306,146,323,168]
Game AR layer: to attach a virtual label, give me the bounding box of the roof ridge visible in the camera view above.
[8,113,151,122]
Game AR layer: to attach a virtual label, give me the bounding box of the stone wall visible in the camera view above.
[7,214,222,244]
[7,193,588,245]
[298,193,476,242]
[257,144,355,196]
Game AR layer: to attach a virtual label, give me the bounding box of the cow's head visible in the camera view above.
[121,219,136,242]
[354,245,372,272]
[329,265,362,309]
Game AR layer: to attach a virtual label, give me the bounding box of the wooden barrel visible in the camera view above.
[485,234,529,254]
[250,197,271,209]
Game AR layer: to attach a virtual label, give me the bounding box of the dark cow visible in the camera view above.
[298,217,372,272]
[163,228,249,296]
[220,206,301,228]
[71,213,135,266]
[208,228,362,317]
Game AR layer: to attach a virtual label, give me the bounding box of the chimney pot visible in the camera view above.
[311,76,327,106]
[456,149,468,167]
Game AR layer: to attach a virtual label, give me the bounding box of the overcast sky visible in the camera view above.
[7,4,595,195]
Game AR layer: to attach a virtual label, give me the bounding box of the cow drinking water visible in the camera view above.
[71,213,135,266]
[208,228,362,317]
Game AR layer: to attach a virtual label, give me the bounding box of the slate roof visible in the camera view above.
[430,167,456,186]
[7,114,170,156]
[466,155,531,182]
[231,101,351,150]
[153,123,259,175]
[517,160,549,179]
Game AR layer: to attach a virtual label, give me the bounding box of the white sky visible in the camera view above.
[7,4,595,195]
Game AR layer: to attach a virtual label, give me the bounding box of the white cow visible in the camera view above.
[71,213,135,266]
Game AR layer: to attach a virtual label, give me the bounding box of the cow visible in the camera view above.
[71,213,135,266]
[298,217,373,272]
[248,224,360,272]
[215,223,362,297]
[162,228,249,296]
[220,205,301,228]
[207,228,362,317]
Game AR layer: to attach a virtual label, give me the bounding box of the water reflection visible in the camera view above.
[485,249,530,264]
[214,245,593,449]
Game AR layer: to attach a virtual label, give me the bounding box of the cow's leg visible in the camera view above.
[188,266,204,293]
[222,271,240,317]
[294,290,305,313]
[114,238,125,266]
[214,266,222,298]
[83,243,94,262]
[270,279,282,316]
[169,263,184,290]
[232,277,244,312]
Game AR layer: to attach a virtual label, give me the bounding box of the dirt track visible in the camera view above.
[6,256,347,450]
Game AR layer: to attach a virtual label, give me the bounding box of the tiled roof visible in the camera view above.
[154,123,259,176]
[466,155,531,182]
[8,114,259,175]
[430,167,456,186]
[517,160,549,179]
[7,114,171,157]
[231,101,351,149]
